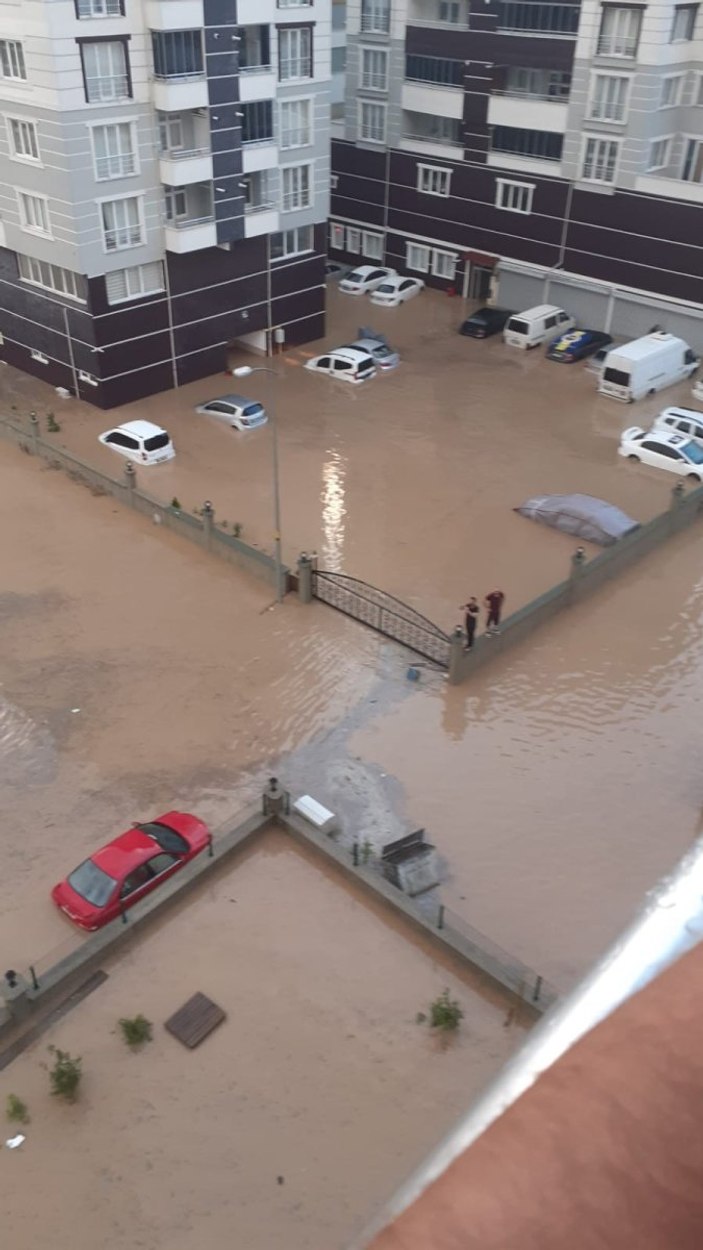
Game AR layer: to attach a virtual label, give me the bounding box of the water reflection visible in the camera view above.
[320,450,347,572]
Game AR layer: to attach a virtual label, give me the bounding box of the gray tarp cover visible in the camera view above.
[514,494,639,546]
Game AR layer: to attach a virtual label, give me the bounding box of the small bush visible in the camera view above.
[232,522,242,538]
[118,1014,153,1049]
[46,412,61,433]
[6,1094,29,1124]
[171,496,181,511]
[429,989,463,1034]
[48,1046,82,1101]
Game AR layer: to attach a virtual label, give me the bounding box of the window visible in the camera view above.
[277,0,312,6]
[359,100,386,143]
[100,195,143,249]
[18,255,84,301]
[497,2,579,33]
[347,227,361,251]
[330,221,345,250]
[243,170,273,209]
[660,75,684,108]
[270,225,313,259]
[0,40,27,81]
[30,350,49,364]
[589,74,629,122]
[406,243,430,272]
[432,249,457,279]
[241,100,274,144]
[440,1,462,20]
[8,118,39,161]
[17,191,51,236]
[671,4,697,40]
[81,40,130,102]
[362,231,384,260]
[361,0,391,33]
[581,136,619,182]
[504,67,572,98]
[405,55,463,86]
[105,261,165,304]
[164,186,187,220]
[330,173,339,189]
[495,178,535,213]
[596,7,642,57]
[648,137,671,169]
[417,164,451,196]
[92,122,136,179]
[491,126,563,160]
[331,46,347,73]
[76,0,124,14]
[698,74,703,105]
[280,98,311,148]
[361,47,388,91]
[151,30,203,78]
[278,27,312,80]
[681,137,703,181]
[158,111,183,153]
[281,163,311,211]
[78,370,98,386]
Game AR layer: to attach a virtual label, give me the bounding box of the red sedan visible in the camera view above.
[51,812,211,930]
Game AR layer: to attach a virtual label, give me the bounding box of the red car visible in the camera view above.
[51,812,211,930]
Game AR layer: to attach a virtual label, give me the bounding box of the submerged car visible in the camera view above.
[459,307,514,339]
[338,265,395,295]
[618,427,703,479]
[305,346,377,383]
[653,406,703,445]
[370,274,424,308]
[52,812,211,930]
[546,329,612,363]
[98,420,175,465]
[341,327,400,370]
[325,261,350,282]
[196,394,268,430]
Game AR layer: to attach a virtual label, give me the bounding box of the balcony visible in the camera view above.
[407,0,470,28]
[151,28,207,109]
[488,94,568,131]
[488,124,563,175]
[400,110,463,158]
[145,0,203,30]
[497,1,579,35]
[242,166,278,237]
[164,216,217,251]
[164,181,216,252]
[159,146,213,184]
[402,82,464,120]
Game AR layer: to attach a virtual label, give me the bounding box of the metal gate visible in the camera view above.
[311,570,451,666]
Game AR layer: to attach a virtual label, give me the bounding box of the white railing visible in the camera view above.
[167,213,215,229]
[161,145,210,160]
[240,62,273,74]
[280,128,311,148]
[361,72,388,90]
[104,226,142,249]
[406,17,469,28]
[242,134,276,147]
[85,75,130,102]
[152,69,205,81]
[95,152,136,179]
[402,131,462,147]
[279,58,312,79]
[244,200,276,214]
[596,35,638,56]
[492,88,569,102]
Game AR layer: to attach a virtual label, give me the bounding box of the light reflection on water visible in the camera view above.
[320,449,347,572]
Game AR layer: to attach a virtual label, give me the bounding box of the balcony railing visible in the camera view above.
[95,152,136,179]
[240,62,273,74]
[361,71,388,90]
[402,130,463,147]
[242,134,276,147]
[153,69,205,81]
[104,225,142,249]
[161,146,210,161]
[497,1,579,35]
[596,34,639,56]
[167,213,215,229]
[492,87,569,102]
[85,74,130,102]
[244,200,276,214]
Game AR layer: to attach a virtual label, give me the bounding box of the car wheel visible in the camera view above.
[627,454,640,462]
[686,473,701,482]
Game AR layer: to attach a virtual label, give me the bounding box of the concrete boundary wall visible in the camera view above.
[0,413,288,595]
[0,786,559,1043]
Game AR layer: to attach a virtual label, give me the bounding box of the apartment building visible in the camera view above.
[0,0,331,408]
[330,0,703,342]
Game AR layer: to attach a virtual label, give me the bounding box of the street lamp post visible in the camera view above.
[232,364,284,602]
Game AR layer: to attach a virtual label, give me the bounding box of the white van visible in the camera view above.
[653,406,703,445]
[599,332,699,403]
[503,305,574,350]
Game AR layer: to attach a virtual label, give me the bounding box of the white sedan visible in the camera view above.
[370,274,425,308]
[619,426,703,480]
[338,265,396,295]
[98,420,175,466]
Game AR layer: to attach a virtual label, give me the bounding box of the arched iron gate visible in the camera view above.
[311,569,451,667]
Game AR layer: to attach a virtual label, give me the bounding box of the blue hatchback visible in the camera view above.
[546,329,612,363]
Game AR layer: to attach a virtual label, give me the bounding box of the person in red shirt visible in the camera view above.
[484,589,505,633]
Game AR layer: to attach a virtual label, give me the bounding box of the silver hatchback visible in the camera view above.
[342,328,400,371]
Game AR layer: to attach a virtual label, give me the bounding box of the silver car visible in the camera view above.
[342,328,400,371]
[195,394,268,430]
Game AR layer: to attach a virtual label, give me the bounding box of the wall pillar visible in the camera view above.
[201,499,215,550]
[297,553,313,604]
[123,460,136,505]
[568,546,587,602]
[447,627,466,686]
[0,971,33,1022]
[29,411,39,454]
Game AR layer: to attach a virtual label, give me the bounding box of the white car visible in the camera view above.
[370,274,425,308]
[305,346,377,384]
[338,265,396,295]
[653,406,703,446]
[98,420,175,465]
[693,378,703,404]
[195,394,268,430]
[619,426,703,480]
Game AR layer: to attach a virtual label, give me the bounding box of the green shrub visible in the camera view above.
[429,989,463,1034]
[171,496,182,511]
[48,1046,82,1101]
[6,1094,29,1123]
[118,1014,153,1049]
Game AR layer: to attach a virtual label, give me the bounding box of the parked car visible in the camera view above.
[341,327,399,370]
[325,261,350,282]
[305,346,377,384]
[459,307,514,339]
[338,265,396,295]
[370,274,425,307]
[196,394,268,430]
[98,420,175,465]
[653,406,703,445]
[618,426,703,479]
[600,333,698,402]
[546,329,612,363]
[503,305,574,350]
[51,812,211,930]
[584,343,616,375]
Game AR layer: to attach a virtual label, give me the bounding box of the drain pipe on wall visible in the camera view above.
[350,833,703,1248]
[543,177,576,303]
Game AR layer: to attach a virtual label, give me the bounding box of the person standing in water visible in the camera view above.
[484,589,505,634]
[460,597,480,649]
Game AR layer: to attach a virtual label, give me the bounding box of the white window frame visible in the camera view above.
[18,254,85,302]
[660,74,684,108]
[670,3,698,41]
[680,134,703,181]
[97,192,145,252]
[279,96,313,149]
[417,164,452,197]
[696,73,703,106]
[495,178,535,214]
[6,115,40,163]
[88,118,138,181]
[431,249,457,279]
[81,39,129,104]
[105,261,165,305]
[0,40,27,81]
[330,221,345,250]
[281,161,312,212]
[157,111,183,154]
[277,0,312,7]
[406,242,431,273]
[165,185,188,221]
[330,173,339,189]
[358,99,387,144]
[16,188,52,237]
[278,26,312,82]
[77,0,123,14]
[362,230,384,260]
[580,135,620,184]
[346,226,361,252]
[648,135,673,169]
[78,370,99,386]
[587,72,631,123]
[596,7,642,57]
[271,224,314,260]
[360,46,389,92]
[30,350,49,364]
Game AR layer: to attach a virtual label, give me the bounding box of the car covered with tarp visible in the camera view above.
[514,493,639,546]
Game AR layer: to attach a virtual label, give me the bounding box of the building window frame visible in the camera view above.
[647,135,673,170]
[670,4,698,41]
[587,71,631,123]
[580,134,620,183]
[358,99,387,144]
[417,164,452,196]
[17,254,86,302]
[97,191,145,252]
[495,178,535,213]
[88,117,138,180]
[279,96,313,149]
[431,249,457,280]
[660,73,684,108]
[78,35,132,103]
[6,115,41,163]
[362,230,384,260]
[596,6,643,59]
[0,39,27,81]
[329,221,345,250]
[278,25,313,82]
[75,0,125,16]
[270,224,314,260]
[406,242,431,273]
[360,0,391,34]
[16,189,52,237]
[105,261,165,305]
[360,46,389,92]
[680,135,703,181]
[281,161,312,212]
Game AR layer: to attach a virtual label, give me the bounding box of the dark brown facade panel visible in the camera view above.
[275,310,325,348]
[332,140,387,185]
[166,237,268,296]
[563,248,702,306]
[99,330,173,379]
[101,361,175,409]
[271,283,324,328]
[175,345,228,388]
[172,271,268,328]
[91,297,169,347]
[387,211,561,269]
[571,187,703,250]
[0,337,74,395]
[468,32,575,71]
[565,219,702,275]
[270,252,325,299]
[405,23,474,57]
[331,193,386,228]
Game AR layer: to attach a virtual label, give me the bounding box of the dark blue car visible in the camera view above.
[545,329,612,363]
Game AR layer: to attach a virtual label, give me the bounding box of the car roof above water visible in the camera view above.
[117,420,168,438]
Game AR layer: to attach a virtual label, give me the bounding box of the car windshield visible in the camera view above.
[243,404,264,417]
[376,284,394,293]
[144,432,170,451]
[67,859,117,907]
[347,271,366,282]
[136,822,189,855]
[683,441,703,464]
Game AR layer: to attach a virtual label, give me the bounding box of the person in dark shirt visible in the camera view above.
[484,589,505,633]
[460,597,480,649]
